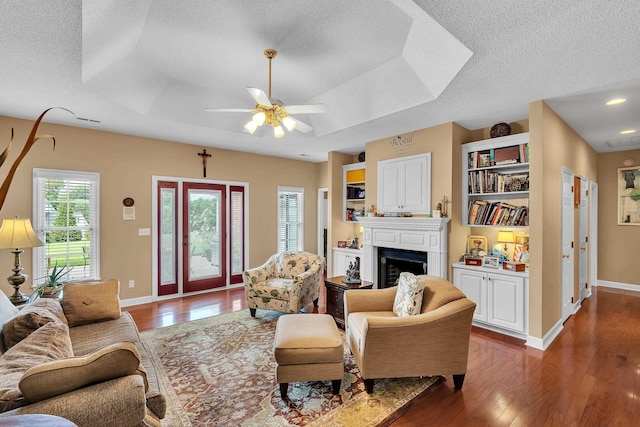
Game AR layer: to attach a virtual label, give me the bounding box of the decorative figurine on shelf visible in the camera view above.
[349,236,359,249]
[342,257,361,285]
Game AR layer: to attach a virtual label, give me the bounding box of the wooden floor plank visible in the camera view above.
[124,285,640,426]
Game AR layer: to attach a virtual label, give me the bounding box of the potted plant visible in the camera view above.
[35,262,73,298]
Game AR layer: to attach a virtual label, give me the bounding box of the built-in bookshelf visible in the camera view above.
[462,133,529,227]
[343,162,366,222]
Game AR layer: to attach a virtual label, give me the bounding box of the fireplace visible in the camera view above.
[355,217,450,287]
[378,247,428,288]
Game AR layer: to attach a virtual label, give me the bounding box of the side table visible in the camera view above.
[324,276,373,329]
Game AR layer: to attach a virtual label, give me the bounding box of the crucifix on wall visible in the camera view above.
[197,149,212,177]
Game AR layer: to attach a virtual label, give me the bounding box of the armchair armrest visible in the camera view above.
[242,258,276,288]
[344,287,396,317]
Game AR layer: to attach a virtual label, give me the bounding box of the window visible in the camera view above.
[277,186,304,252]
[33,169,100,286]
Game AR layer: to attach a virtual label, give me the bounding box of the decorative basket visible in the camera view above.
[490,122,512,138]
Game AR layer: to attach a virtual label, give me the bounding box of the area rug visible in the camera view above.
[141,310,443,426]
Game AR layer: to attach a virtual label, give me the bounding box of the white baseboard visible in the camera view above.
[526,319,563,351]
[120,296,154,307]
[597,280,640,293]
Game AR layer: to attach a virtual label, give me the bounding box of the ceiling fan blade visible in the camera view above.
[284,104,328,114]
[203,108,254,113]
[290,117,313,133]
[246,88,272,107]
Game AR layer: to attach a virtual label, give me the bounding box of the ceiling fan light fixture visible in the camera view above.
[282,116,297,132]
[273,125,285,138]
[252,112,266,126]
[244,120,258,134]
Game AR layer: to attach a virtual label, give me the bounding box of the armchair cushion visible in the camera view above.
[2,299,68,349]
[392,272,425,317]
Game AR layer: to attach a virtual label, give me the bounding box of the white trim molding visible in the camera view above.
[597,280,640,293]
[526,319,563,351]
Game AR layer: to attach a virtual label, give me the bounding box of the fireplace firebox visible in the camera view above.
[378,247,428,289]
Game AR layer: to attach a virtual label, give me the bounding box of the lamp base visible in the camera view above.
[9,286,28,305]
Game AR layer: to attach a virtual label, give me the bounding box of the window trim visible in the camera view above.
[277,186,304,252]
[32,168,100,284]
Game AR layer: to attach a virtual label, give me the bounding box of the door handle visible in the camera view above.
[562,253,570,258]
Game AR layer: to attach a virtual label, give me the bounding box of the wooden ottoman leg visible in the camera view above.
[331,379,341,395]
[279,383,289,398]
[364,378,375,394]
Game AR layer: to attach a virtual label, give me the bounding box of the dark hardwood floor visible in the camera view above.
[125,285,640,426]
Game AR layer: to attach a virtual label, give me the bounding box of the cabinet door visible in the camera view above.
[378,161,402,212]
[487,273,525,333]
[401,156,429,213]
[453,268,487,322]
[332,251,347,277]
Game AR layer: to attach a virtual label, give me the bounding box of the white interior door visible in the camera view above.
[561,168,575,322]
[589,181,598,293]
[578,177,588,300]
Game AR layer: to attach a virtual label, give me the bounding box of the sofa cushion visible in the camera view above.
[63,279,121,326]
[393,272,426,317]
[2,299,67,349]
[69,313,166,419]
[0,321,73,412]
[0,292,19,355]
[19,341,147,403]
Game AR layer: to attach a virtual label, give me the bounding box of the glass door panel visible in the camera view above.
[183,183,226,292]
[230,186,245,284]
[157,182,178,296]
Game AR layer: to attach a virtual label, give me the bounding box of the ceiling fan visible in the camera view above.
[204,49,328,138]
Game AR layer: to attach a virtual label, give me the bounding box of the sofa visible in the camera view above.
[0,280,165,427]
[243,251,325,316]
[344,274,476,393]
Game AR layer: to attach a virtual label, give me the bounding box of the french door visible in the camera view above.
[156,179,245,297]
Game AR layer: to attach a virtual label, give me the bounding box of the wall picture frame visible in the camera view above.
[337,240,348,248]
[513,233,530,264]
[482,256,500,268]
[618,166,640,225]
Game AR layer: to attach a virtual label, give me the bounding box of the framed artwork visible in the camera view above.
[618,166,640,225]
[482,256,500,268]
[466,235,488,257]
[513,233,530,264]
[337,241,348,248]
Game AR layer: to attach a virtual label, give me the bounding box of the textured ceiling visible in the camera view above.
[0,0,639,162]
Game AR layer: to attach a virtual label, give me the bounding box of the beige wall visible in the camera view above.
[0,115,319,300]
[529,101,597,338]
[596,149,640,286]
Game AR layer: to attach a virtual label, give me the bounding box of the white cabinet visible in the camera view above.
[332,247,363,277]
[452,262,527,338]
[377,153,431,214]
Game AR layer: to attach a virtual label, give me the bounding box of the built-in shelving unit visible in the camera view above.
[462,133,530,227]
[343,162,366,222]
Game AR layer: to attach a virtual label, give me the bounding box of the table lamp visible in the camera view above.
[0,218,44,305]
[496,230,515,260]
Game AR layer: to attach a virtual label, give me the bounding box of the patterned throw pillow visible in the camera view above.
[393,272,426,317]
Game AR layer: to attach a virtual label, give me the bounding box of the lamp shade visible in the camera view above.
[496,230,515,244]
[0,218,44,249]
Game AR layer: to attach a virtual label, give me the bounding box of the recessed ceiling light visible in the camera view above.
[620,129,636,135]
[606,98,626,106]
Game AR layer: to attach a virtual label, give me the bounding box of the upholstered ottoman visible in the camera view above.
[273,314,343,398]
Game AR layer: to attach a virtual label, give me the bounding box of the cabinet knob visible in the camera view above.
[562,253,570,258]
[579,246,586,251]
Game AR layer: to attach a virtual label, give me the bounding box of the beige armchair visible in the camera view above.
[344,275,476,393]
[242,251,325,317]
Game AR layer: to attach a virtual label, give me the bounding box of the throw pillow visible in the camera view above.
[63,279,121,326]
[2,298,68,349]
[0,321,73,412]
[392,272,426,317]
[20,341,147,403]
[0,291,19,354]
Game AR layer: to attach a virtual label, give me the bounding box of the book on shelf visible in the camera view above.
[467,200,528,226]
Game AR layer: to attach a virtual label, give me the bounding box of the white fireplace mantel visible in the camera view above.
[356,217,450,286]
